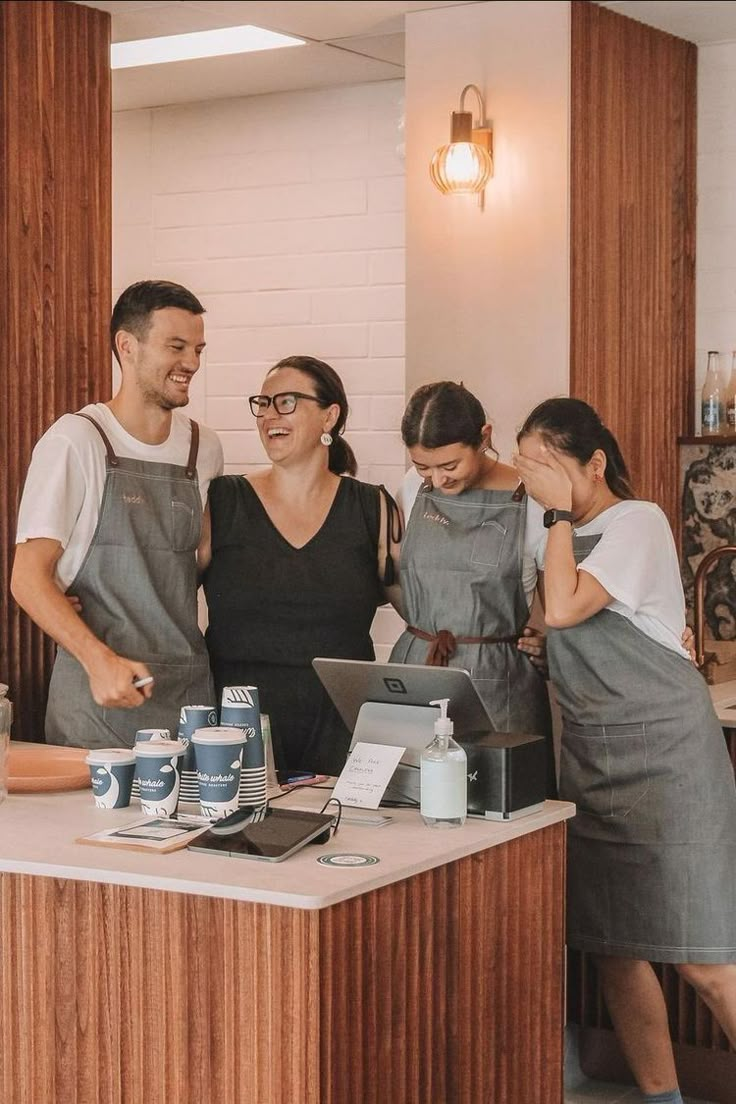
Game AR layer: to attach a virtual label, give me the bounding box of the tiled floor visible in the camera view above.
[563,1027,716,1103]
[565,1081,715,1103]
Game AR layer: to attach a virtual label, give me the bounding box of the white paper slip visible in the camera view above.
[332,741,405,809]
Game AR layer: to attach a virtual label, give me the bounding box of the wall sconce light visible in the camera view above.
[429,84,493,203]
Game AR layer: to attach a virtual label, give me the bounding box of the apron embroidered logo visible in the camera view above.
[423,510,449,526]
[122,493,144,504]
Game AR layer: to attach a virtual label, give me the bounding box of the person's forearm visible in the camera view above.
[11,562,112,673]
[12,542,153,708]
[542,523,582,627]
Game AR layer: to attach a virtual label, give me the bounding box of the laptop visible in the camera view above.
[312,658,495,805]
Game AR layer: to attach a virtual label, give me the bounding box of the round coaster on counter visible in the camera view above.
[317,853,379,867]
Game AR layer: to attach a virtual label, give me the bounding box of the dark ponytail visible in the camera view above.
[268,355,357,476]
[517,398,635,500]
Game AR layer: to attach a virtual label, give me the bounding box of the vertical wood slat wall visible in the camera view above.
[0,0,112,741]
[570,0,696,537]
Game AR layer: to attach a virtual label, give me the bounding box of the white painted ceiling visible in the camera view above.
[76,0,736,111]
[75,1,479,110]
[600,2,736,45]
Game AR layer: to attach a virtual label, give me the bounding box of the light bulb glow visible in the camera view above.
[111,25,305,70]
[430,142,493,195]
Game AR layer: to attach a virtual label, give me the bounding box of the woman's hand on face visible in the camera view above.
[512,448,573,511]
[517,625,548,674]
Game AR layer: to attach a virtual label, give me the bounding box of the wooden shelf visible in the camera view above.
[678,435,736,445]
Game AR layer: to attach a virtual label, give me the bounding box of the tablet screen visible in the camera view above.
[188,808,335,861]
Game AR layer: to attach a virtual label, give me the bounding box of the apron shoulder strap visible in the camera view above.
[186,420,200,479]
[75,412,119,467]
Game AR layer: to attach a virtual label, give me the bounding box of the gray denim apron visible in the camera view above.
[45,414,214,749]
[390,484,554,789]
[549,532,736,963]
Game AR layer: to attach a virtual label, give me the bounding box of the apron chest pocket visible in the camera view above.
[561,722,650,818]
[171,499,196,552]
[470,519,507,568]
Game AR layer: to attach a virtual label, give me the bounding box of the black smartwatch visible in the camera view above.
[543,509,574,529]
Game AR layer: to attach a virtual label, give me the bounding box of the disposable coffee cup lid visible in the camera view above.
[191,726,247,745]
[134,739,186,757]
[85,748,136,766]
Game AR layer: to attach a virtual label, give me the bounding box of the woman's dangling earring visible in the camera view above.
[321,432,333,446]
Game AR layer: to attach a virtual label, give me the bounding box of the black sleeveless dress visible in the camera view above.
[204,475,385,775]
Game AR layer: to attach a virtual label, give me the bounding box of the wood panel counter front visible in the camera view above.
[0,789,574,1104]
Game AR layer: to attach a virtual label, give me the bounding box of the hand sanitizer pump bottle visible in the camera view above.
[420,698,467,829]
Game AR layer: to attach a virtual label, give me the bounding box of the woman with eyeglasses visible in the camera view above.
[389,381,556,795]
[199,355,401,776]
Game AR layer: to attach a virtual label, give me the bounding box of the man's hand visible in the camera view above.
[517,625,548,674]
[85,651,154,708]
[682,625,696,663]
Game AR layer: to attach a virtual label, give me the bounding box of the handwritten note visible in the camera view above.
[332,742,406,809]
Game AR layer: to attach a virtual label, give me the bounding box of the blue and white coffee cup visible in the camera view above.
[132,729,172,798]
[220,686,265,770]
[86,749,136,809]
[178,705,217,776]
[191,727,246,819]
[134,739,186,816]
[135,728,171,744]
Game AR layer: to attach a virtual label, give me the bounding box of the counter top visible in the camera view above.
[0,786,574,910]
[710,679,736,726]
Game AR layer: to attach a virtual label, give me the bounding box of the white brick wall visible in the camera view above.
[113,80,407,656]
[696,41,736,426]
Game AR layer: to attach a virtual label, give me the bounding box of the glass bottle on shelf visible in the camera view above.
[701,350,724,436]
[725,351,736,436]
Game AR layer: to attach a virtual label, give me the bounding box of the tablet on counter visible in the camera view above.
[188,807,336,863]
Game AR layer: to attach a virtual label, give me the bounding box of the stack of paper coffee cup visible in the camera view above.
[220,686,267,807]
[177,705,218,803]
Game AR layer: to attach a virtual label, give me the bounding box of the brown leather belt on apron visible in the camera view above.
[406,625,520,666]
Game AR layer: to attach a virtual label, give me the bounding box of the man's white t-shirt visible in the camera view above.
[397,467,545,608]
[16,403,224,591]
[535,500,688,658]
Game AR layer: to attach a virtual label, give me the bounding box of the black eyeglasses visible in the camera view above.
[248,392,323,417]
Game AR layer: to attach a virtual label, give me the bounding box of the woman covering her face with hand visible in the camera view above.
[200,356,401,777]
[390,381,556,796]
[514,397,736,1104]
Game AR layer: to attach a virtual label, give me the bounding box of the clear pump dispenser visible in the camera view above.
[420,698,467,829]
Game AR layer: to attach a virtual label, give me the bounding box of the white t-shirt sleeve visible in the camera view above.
[397,467,423,523]
[522,496,545,599]
[576,503,674,613]
[197,425,224,501]
[16,418,95,548]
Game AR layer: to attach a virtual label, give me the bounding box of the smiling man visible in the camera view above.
[11,281,223,748]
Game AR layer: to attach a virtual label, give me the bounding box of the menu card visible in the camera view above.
[332,742,405,809]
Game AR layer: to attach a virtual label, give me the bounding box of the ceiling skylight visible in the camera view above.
[111,25,306,70]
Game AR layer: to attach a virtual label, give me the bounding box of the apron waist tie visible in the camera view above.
[406,625,520,667]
